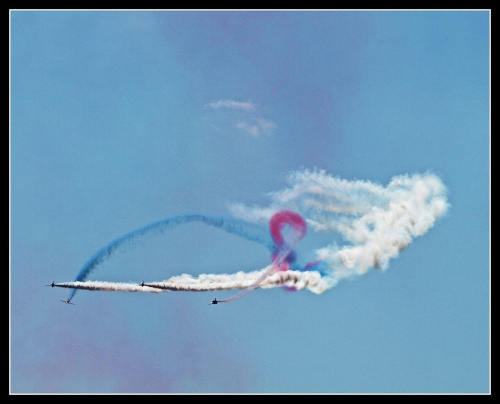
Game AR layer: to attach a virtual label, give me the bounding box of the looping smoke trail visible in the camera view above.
[67,214,273,302]
[60,168,449,304]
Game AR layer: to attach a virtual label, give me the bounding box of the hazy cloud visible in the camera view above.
[236,117,276,137]
[205,99,276,137]
[204,100,256,111]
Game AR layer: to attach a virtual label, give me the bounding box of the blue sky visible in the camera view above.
[10,11,489,393]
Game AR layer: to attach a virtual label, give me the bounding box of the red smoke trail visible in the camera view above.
[220,210,308,302]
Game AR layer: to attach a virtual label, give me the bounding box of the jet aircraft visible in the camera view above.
[139,281,165,290]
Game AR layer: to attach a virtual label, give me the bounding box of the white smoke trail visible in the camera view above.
[229,169,450,288]
[55,281,164,293]
[55,268,329,295]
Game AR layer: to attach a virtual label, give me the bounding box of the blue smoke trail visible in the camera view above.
[67,214,274,302]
